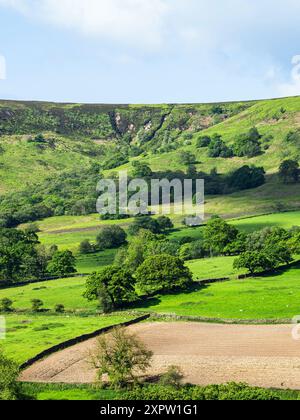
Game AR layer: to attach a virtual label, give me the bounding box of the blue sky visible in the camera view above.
[0,0,300,104]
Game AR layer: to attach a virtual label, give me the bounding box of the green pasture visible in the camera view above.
[133,263,300,320]
[2,313,134,363]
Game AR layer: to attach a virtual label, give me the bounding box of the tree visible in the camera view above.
[0,298,13,313]
[0,350,21,400]
[129,216,161,235]
[96,226,127,250]
[197,135,211,148]
[84,266,137,312]
[135,254,193,295]
[234,244,292,275]
[92,327,153,389]
[156,216,174,232]
[47,250,77,276]
[179,241,207,261]
[228,166,265,191]
[0,228,46,284]
[79,239,94,255]
[279,160,299,184]
[208,134,233,158]
[204,217,239,255]
[233,128,262,158]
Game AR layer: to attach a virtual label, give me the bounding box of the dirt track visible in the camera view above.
[21,322,300,389]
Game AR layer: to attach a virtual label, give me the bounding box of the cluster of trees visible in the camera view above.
[0,228,76,285]
[200,216,297,274]
[84,218,193,312]
[197,127,267,159]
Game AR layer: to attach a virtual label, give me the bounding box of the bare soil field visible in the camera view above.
[21,322,300,390]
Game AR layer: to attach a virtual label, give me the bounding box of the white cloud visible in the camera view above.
[279,55,300,97]
[0,55,6,80]
[0,0,169,49]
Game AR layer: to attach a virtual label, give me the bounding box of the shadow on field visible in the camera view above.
[257,259,300,279]
[132,283,209,309]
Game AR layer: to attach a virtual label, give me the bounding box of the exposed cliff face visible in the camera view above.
[0,100,252,142]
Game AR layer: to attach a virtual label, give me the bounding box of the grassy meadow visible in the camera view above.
[133,263,300,320]
[2,313,135,364]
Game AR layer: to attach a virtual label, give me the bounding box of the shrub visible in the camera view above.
[233,128,262,158]
[31,299,44,312]
[96,226,127,250]
[121,382,279,401]
[197,135,211,148]
[279,160,299,184]
[0,298,13,313]
[208,134,233,158]
[159,366,184,389]
[54,304,65,313]
[79,240,94,255]
[0,350,21,400]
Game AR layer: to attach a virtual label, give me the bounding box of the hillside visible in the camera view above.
[0,97,300,221]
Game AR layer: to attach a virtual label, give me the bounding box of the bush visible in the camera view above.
[197,135,211,148]
[0,298,13,313]
[233,128,262,158]
[121,382,279,401]
[159,366,184,389]
[279,160,299,184]
[79,240,94,255]
[96,226,127,250]
[0,350,21,400]
[54,304,65,313]
[208,134,233,158]
[31,299,44,312]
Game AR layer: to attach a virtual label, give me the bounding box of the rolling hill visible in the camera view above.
[0,96,300,219]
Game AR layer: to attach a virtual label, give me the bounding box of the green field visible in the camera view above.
[187,256,246,280]
[2,313,135,363]
[133,263,300,320]
[0,277,94,311]
[169,210,300,242]
[0,256,239,311]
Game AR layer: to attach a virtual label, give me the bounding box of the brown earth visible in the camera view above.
[20,322,300,389]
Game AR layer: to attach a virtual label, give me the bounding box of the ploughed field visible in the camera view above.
[21,322,300,390]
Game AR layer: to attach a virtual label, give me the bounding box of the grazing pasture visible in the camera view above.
[2,314,135,364]
[134,263,300,320]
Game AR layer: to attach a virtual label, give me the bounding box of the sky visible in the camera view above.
[0,0,300,104]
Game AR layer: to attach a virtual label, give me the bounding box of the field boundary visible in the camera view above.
[20,314,150,371]
[143,312,292,325]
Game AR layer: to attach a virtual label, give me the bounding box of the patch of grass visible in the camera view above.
[22,383,119,401]
[133,263,300,320]
[2,313,135,364]
[187,256,246,280]
[0,277,95,311]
